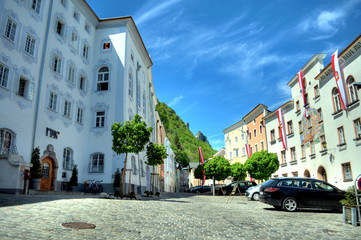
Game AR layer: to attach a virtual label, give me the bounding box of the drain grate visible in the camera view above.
[62,222,96,229]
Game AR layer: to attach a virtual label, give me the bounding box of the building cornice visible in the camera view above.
[223,119,245,134]
[263,100,294,121]
[242,104,269,123]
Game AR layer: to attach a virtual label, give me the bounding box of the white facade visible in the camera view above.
[264,35,361,190]
[0,0,158,194]
[163,137,176,192]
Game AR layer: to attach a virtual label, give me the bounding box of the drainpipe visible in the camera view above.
[31,0,54,151]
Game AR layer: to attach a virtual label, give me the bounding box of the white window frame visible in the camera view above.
[67,65,75,84]
[97,67,109,91]
[82,42,89,60]
[31,0,42,14]
[354,118,361,139]
[55,18,65,38]
[78,75,86,91]
[48,91,58,111]
[76,107,83,124]
[4,17,17,42]
[342,162,353,181]
[63,148,73,170]
[24,34,36,56]
[333,88,342,112]
[338,126,346,145]
[70,31,78,50]
[52,55,62,74]
[90,153,104,173]
[95,111,105,128]
[0,63,10,88]
[63,100,71,118]
[347,77,358,103]
[0,128,16,155]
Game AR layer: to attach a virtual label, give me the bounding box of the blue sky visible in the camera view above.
[86,0,361,151]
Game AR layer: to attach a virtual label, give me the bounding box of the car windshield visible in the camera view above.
[262,179,277,188]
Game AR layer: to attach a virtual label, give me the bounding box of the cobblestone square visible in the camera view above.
[0,193,360,239]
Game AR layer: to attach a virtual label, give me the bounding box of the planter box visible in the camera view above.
[343,206,359,227]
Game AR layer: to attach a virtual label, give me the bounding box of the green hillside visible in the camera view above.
[156,102,217,167]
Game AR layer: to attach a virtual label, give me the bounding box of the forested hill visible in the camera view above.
[156,102,217,166]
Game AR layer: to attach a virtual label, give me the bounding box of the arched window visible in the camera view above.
[63,148,73,170]
[89,153,104,173]
[97,66,109,91]
[347,76,358,103]
[131,156,137,175]
[0,128,16,155]
[332,88,342,112]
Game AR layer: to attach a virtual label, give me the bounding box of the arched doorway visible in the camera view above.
[317,166,327,182]
[304,169,311,178]
[40,158,53,190]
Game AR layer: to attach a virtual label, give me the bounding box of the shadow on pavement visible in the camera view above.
[262,206,342,214]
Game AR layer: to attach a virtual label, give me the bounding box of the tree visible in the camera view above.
[112,114,152,194]
[203,156,231,195]
[244,150,279,181]
[30,147,42,179]
[113,168,121,191]
[194,164,205,180]
[231,162,247,181]
[69,165,78,187]
[146,142,168,192]
[173,147,189,167]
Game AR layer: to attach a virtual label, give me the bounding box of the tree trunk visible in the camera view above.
[121,153,128,195]
[212,176,215,196]
[152,165,155,193]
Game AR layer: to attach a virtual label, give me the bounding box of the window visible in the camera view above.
[0,129,15,155]
[320,135,327,150]
[250,146,253,155]
[255,144,258,152]
[287,121,293,135]
[97,67,109,91]
[347,77,358,103]
[52,55,62,74]
[296,101,300,112]
[76,107,83,124]
[63,148,73,170]
[229,151,232,159]
[85,23,90,33]
[82,43,89,60]
[301,144,305,158]
[17,77,28,98]
[342,162,352,181]
[242,147,245,156]
[314,85,320,98]
[67,65,75,84]
[290,147,296,161]
[42,163,49,178]
[73,11,80,21]
[261,141,264,150]
[317,108,323,122]
[298,121,303,133]
[131,156,137,175]
[313,182,333,191]
[60,0,67,7]
[95,111,105,128]
[253,119,256,124]
[249,132,252,140]
[128,72,133,97]
[229,139,231,146]
[0,63,10,88]
[70,31,78,49]
[48,92,57,111]
[235,149,239,157]
[90,153,104,173]
[24,34,36,56]
[4,18,17,42]
[55,18,65,37]
[63,100,71,118]
[337,126,346,145]
[270,129,275,142]
[241,133,244,141]
[136,83,140,109]
[254,129,257,138]
[310,140,315,155]
[31,0,41,14]
[143,94,146,115]
[260,125,263,134]
[235,136,238,143]
[354,118,361,139]
[79,75,86,91]
[304,93,309,106]
[281,150,286,164]
[302,77,307,89]
[332,88,342,112]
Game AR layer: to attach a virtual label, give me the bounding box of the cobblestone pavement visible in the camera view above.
[0,192,360,240]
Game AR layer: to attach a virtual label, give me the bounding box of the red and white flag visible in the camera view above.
[198,147,206,185]
[331,50,348,110]
[277,108,287,150]
[297,71,308,117]
[245,144,251,158]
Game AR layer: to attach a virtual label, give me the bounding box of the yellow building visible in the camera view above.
[223,120,248,165]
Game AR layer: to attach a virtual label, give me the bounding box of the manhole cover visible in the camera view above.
[62,222,96,229]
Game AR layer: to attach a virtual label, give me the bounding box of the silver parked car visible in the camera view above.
[245,183,263,201]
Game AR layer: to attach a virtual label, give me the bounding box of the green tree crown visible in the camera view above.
[146,143,168,167]
[231,162,247,181]
[203,156,231,181]
[244,150,279,180]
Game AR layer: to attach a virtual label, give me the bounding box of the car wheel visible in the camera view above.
[196,190,200,195]
[252,192,260,201]
[282,197,298,212]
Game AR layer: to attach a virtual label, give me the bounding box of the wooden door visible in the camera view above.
[40,158,53,190]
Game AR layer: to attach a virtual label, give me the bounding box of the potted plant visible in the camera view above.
[69,165,78,192]
[113,168,121,192]
[340,186,360,226]
[30,147,42,190]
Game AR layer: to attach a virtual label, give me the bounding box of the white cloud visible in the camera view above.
[135,0,181,26]
[168,95,183,107]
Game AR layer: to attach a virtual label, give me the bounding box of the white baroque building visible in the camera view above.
[0,0,159,194]
[264,34,361,190]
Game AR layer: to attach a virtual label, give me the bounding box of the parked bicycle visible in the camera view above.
[84,180,103,193]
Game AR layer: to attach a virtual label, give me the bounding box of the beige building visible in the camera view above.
[223,119,247,165]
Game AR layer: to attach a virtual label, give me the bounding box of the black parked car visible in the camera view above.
[259,177,345,212]
[216,181,257,195]
[189,185,211,194]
